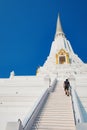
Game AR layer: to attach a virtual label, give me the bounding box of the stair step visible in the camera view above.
[32,125,75,129]
[34,121,75,124]
[32,128,75,130]
[36,118,74,121]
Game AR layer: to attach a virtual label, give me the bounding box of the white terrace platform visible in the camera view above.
[0,76,50,130]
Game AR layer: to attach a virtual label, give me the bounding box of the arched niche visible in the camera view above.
[56,49,69,64]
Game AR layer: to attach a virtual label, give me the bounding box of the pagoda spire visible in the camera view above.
[55,14,64,37]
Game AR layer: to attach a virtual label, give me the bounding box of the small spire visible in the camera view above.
[55,14,64,37]
[10,70,15,78]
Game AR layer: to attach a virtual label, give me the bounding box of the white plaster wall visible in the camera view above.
[0,76,48,130]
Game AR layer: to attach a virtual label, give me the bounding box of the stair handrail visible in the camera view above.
[22,78,57,130]
[70,86,84,125]
[23,88,48,130]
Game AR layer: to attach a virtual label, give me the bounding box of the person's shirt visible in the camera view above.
[64,80,70,88]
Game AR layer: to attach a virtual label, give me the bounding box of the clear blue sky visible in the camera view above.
[0,0,87,78]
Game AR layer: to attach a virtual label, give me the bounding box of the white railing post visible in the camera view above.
[6,119,23,130]
[44,75,51,87]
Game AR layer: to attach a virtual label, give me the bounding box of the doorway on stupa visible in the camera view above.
[59,56,66,64]
[56,49,70,64]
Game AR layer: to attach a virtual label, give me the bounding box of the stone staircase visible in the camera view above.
[31,81,76,130]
